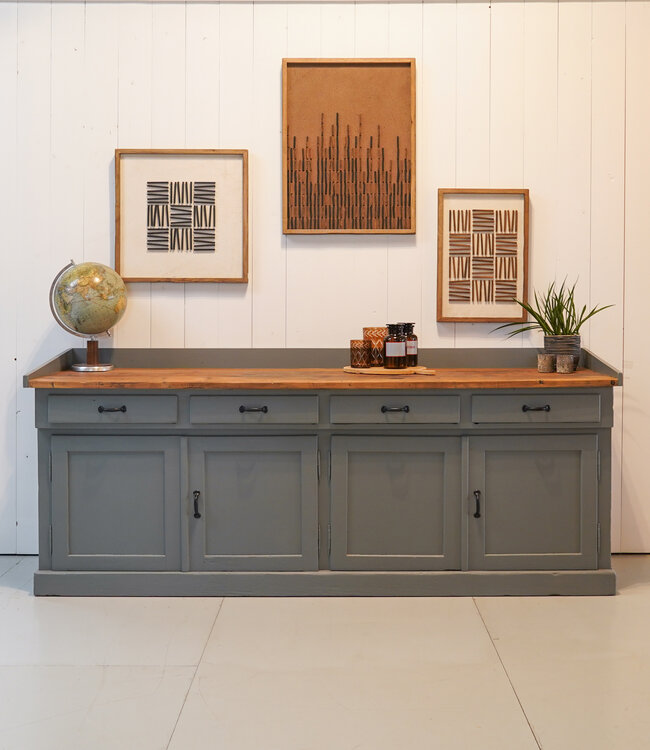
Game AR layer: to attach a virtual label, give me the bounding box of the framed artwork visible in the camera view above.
[282,58,415,234]
[115,149,248,282]
[437,189,529,322]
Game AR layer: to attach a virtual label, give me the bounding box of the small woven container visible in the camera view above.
[350,339,372,368]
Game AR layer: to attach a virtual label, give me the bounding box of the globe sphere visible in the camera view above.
[50,261,127,337]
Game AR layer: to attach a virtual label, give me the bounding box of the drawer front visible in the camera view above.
[48,395,178,424]
[329,395,460,424]
[189,395,319,424]
[471,394,601,424]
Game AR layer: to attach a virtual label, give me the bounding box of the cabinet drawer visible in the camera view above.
[189,395,319,424]
[471,394,601,423]
[330,395,460,424]
[48,395,178,424]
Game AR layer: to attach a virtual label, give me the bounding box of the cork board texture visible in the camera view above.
[283,59,416,234]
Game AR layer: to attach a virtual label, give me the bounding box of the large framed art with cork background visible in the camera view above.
[282,59,415,235]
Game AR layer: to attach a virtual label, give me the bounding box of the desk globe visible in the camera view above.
[50,261,127,372]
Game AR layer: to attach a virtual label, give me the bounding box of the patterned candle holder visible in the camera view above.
[350,339,372,368]
[363,326,388,367]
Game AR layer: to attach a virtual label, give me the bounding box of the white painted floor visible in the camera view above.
[0,556,649,749]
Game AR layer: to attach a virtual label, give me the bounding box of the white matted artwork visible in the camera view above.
[116,149,248,282]
[437,189,529,322]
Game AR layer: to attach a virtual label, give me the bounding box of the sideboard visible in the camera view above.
[27,347,620,596]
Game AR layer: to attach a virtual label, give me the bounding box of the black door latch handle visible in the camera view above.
[473,490,481,518]
[193,490,201,519]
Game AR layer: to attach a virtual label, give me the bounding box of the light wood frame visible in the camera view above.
[115,149,248,283]
[437,188,529,323]
[282,59,416,235]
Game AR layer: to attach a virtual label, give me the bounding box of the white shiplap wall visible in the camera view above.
[0,0,646,553]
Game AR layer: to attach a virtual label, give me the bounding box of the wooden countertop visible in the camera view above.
[28,367,618,390]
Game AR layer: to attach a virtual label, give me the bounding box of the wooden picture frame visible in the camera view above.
[282,58,416,235]
[437,188,529,322]
[115,149,248,283]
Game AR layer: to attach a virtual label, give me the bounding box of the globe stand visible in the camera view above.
[72,338,114,373]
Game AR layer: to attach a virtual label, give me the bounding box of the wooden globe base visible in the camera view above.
[72,339,114,373]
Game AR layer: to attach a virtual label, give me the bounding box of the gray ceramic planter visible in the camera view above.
[544,334,581,361]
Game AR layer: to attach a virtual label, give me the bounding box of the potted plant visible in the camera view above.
[494,280,613,360]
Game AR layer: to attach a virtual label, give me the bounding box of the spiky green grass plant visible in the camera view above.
[494,280,613,338]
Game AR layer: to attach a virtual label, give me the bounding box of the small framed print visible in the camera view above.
[115,149,248,282]
[437,188,529,322]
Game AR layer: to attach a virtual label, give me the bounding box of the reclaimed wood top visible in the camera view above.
[28,367,617,390]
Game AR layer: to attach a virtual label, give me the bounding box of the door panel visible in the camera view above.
[51,436,181,571]
[330,436,461,570]
[189,436,318,571]
[468,435,599,570]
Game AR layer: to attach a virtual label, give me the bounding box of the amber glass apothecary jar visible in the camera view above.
[384,323,407,369]
[402,322,418,367]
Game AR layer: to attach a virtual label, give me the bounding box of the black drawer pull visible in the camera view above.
[98,405,127,414]
[193,490,201,519]
[239,405,269,414]
[473,490,481,518]
[381,405,410,414]
[522,404,551,413]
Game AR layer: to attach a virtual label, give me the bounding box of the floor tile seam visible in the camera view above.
[472,597,543,750]
[0,556,26,579]
[165,597,225,750]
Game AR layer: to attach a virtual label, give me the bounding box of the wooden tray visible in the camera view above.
[343,366,435,376]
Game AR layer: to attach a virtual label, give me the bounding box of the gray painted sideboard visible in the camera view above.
[27,347,620,596]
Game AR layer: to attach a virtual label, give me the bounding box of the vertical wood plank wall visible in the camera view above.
[0,0,646,553]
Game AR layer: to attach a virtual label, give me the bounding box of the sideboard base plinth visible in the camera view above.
[34,569,617,598]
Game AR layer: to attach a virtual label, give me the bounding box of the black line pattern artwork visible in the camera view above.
[286,115,412,231]
[448,208,520,305]
[170,205,192,227]
[147,182,169,203]
[194,229,216,252]
[147,229,169,251]
[146,181,216,253]
[194,182,215,204]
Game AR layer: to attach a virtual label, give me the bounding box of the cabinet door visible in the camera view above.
[330,436,461,570]
[468,435,598,570]
[188,437,318,571]
[51,436,181,571]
